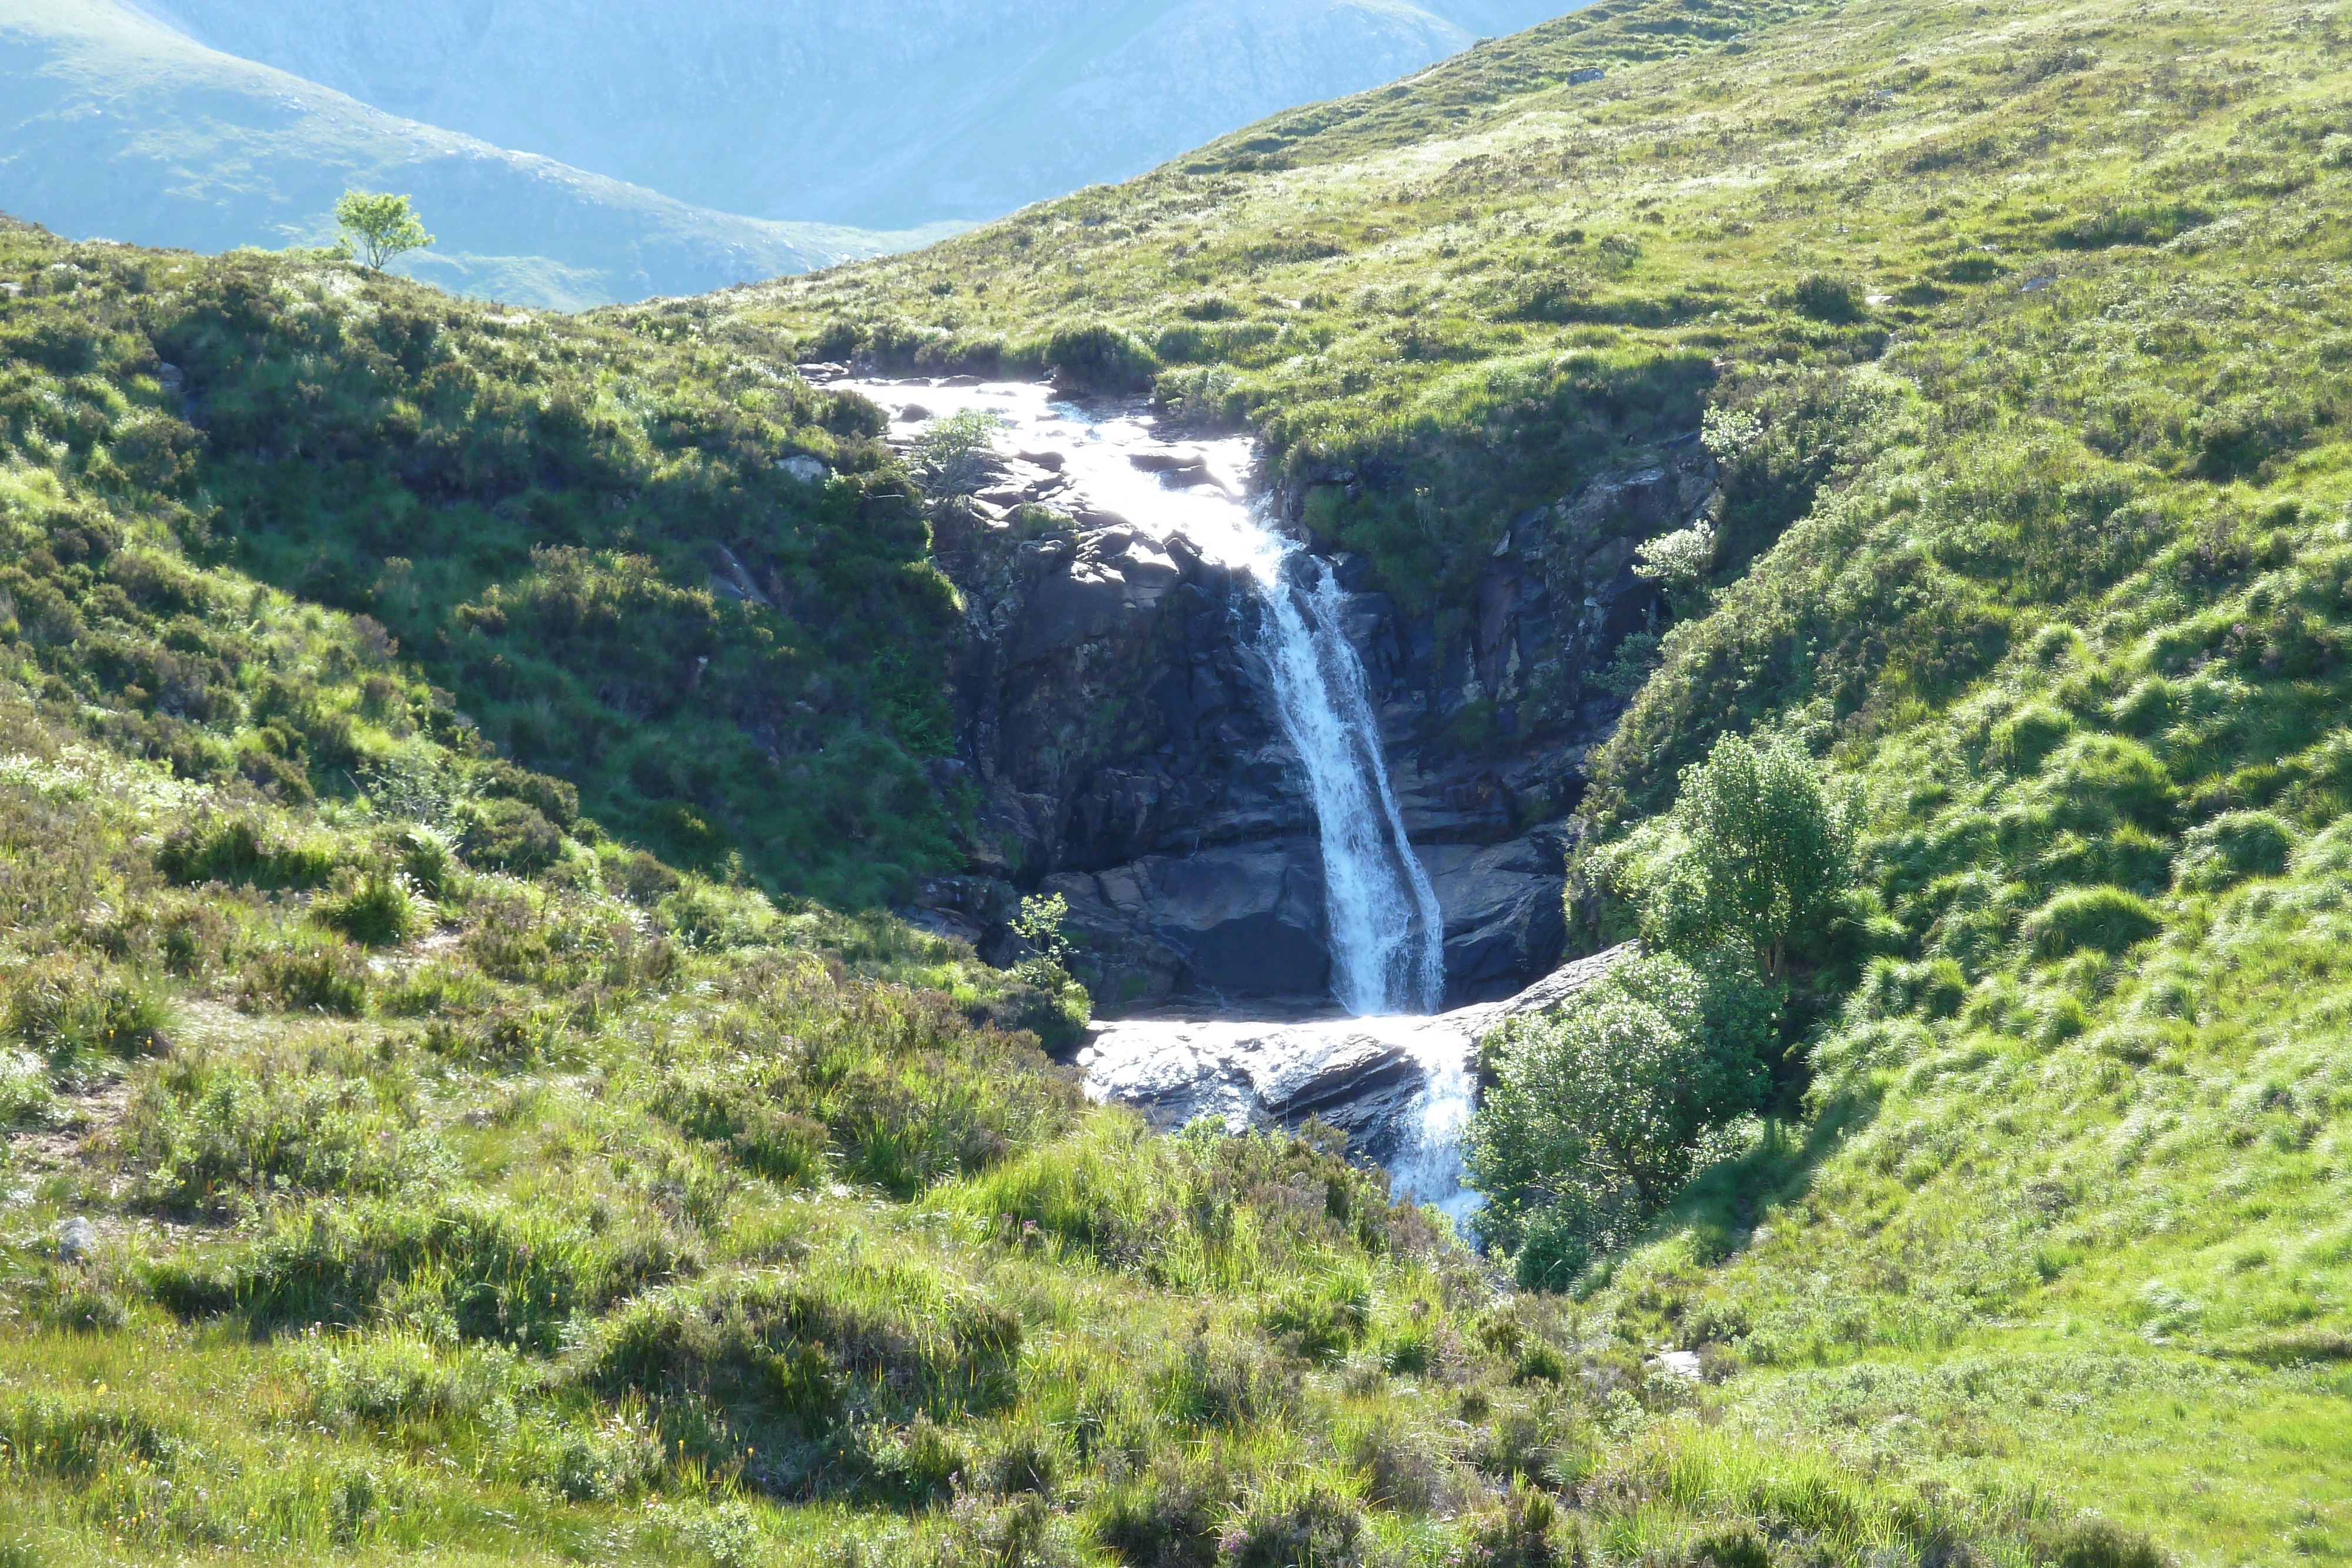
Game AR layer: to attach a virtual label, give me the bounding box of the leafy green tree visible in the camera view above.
[1465,951,1775,1289]
[1648,732,1857,979]
[1012,892,1075,965]
[333,190,434,272]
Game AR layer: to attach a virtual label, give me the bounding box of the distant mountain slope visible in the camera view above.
[0,0,958,309]
[128,0,1576,229]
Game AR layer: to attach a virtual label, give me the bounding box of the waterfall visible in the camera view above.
[828,375,1467,1206]
[1253,551,1447,1018]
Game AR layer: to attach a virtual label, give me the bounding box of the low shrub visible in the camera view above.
[1153,1335,1298,1430]
[973,970,1094,1052]
[1465,1485,1569,1568]
[38,1282,133,1335]
[1221,1486,1364,1568]
[584,1269,1025,1461]
[2174,811,2297,891]
[978,1420,1067,1497]
[156,815,339,889]
[1789,273,1866,323]
[647,1072,827,1185]
[460,797,565,876]
[1091,1452,1233,1568]
[294,1333,528,1430]
[476,757,580,829]
[1264,1270,1371,1365]
[2053,203,2210,249]
[211,1198,674,1350]
[314,868,425,947]
[1044,322,1160,393]
[4,958,172,1077]
[242,935,372,1015]
[119,1050,448,1212]
[0,1395,181,1480]
[2032,1517,2173,1568]
[497,1406,666,1503]
[2023,886,2163,958]
[0,1051,53,1128]
[858,1413,971,1509]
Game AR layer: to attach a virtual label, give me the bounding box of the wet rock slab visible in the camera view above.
[1077,944,1632,1169]
[1076,1014,1452,1163]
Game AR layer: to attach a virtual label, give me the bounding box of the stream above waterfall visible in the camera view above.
[827,373,1477,1203]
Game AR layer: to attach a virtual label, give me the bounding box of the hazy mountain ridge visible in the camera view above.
[0,0,963,310]
[127,0,1575,228]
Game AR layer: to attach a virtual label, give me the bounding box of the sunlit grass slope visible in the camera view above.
[688,0,2352,1554]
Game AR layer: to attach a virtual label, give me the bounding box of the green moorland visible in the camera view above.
[1,0,2351,1562]
[676,0,2352,1550]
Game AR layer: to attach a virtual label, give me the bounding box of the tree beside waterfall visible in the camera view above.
[1465,950,1776,1290]
[1465,731,1857,1289]
[1642,733,1860,981]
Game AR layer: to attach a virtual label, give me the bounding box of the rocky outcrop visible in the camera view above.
[1077,943,1633,1162]
[902,416,1719,1014]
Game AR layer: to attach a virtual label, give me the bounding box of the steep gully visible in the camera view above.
[803,373,1718,1214]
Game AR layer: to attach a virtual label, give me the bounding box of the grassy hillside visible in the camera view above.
[700,0,2352,1552]
[0,216,966,907]
[4,0,2352,1562]
[0,218,2151,1568]
[0,0,957,310]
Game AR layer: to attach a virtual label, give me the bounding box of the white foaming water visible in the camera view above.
[834,376,1469,1205]
[1258,560,1446,1016]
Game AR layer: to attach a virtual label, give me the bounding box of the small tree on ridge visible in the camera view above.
[335,190,434,273]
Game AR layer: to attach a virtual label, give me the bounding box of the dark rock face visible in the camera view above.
[907,441,1720,1014]
[1419,827,1575,1007]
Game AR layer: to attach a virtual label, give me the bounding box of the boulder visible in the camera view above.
[1050,839,1329,1006]
[56,1215,96,1265]
[1079,947,1634,1165]
[1128,449,1224,489]
[1077,1015,1432,1159]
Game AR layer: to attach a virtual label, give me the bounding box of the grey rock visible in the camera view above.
[1048,841,1329,1006]
[1080,1015,1432,1160]
[56,1216,98,1265]
[1651,1350,1703,1380]
[1419,825,1574,1007]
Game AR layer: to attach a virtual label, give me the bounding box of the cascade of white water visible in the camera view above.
[1252,551,1446,1017]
